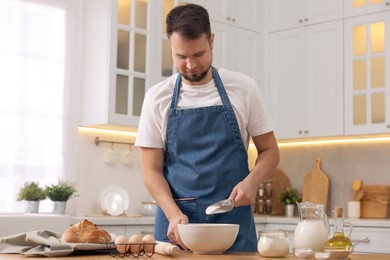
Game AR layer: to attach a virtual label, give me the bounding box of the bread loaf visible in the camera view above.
[61,219,111,244]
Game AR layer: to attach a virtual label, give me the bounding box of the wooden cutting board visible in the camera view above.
[302,158,329,211]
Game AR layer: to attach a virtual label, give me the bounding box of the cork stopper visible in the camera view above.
[334,207,343,218]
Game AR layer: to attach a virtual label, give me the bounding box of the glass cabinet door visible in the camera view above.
[115,0,148,117]
[344,0,390,18]
[345,11,390,134]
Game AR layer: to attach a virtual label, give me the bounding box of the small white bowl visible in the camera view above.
[178,223,239,254]
[139,202,157,216]
[293,247,314,260]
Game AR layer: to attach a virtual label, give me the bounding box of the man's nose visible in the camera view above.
[186,58,196,71]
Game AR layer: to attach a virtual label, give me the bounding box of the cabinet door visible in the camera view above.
[267,21,343,140]
[197,0,230,24]
[266,0,343,32]
[303,21,343,138]
[344,0,390,18]
[212,21,262,87]
[350,227,390,253]
[344,12,390,135]
[268,28,305,139]
[126,225,154,236]
[198,0,260,31]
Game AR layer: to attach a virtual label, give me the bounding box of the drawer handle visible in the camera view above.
[351,237,370,245]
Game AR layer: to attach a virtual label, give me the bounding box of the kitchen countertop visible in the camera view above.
[70,215,390,228]
[1,252,390,259]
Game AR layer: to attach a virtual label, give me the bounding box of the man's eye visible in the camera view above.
[195,53,203,57]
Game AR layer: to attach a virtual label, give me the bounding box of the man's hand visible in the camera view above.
[167,213,189,250]
[228,178,259,207]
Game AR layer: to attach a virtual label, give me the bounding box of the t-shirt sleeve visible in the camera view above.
[135,91,165,149]
[247,84,274,137]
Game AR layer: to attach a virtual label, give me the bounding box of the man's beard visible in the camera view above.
[180,64,212,83]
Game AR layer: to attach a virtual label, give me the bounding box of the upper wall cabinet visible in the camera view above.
[344,11,390,135]
[344,0,390,18]
[196,0,261,32]
[267,21,343,140]
[210,18,262,88]
[81,0,152,129]
[81,0,182,130]
[266,0,343,32]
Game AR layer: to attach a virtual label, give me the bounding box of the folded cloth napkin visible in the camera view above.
[0,230,107,257]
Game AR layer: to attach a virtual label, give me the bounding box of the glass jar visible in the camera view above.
[258,231,289,257]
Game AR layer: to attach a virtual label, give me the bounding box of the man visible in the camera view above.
[135,3,279,251]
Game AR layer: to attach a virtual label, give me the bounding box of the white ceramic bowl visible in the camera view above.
[178,223,239,254]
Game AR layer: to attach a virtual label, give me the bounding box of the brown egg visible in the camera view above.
[114,235,128,254]
[129,234,142,253]
[142,234,156,254]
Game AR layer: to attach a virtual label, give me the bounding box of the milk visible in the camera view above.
[294,220,328,251]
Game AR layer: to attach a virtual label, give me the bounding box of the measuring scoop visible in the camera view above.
[205,199,235,215]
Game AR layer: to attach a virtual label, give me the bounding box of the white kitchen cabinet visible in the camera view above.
[349,226,390,254]
[126,225,154,236]
[211,21,262,88]
[267,21,343,140]
[196,0,261,32]
[81,0,162,130]
[344,11,390,135]
[265,0,343,32]
[98,225,126,237]
[344,0,390,18]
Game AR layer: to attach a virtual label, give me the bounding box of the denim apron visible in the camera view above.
[154,66,257,251]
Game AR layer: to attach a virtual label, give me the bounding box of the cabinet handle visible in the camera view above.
[387,125,390,128]
[304,130,308,134]
[386,2,390,6]
[298,131,303,134]
[232,18,236,22]
[226,17,231,21]
[299,19,303,23]
[304,18,308,22]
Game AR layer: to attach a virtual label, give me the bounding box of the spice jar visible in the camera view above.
[258,199,265,214]
[265,199,272,214]
[265,182,272,197]
[257,231,289,257]
[258,183,265,198]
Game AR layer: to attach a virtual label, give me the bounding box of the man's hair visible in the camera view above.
[166,3,211,40]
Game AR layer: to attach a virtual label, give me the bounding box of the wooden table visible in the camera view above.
[1,252,389,259]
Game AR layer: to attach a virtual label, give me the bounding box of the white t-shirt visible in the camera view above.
[135,68,273,150]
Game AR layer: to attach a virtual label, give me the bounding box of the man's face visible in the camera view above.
[170,32,214,85]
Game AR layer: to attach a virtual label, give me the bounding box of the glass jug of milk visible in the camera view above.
[294,202,329,251]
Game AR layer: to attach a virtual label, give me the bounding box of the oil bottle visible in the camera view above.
[325,207,352,248]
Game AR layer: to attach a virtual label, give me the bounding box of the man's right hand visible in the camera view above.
[167,213,189,250]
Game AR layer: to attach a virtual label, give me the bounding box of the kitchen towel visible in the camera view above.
[0,230,107,257]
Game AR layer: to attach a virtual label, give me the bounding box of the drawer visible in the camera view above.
[350,227,390,254]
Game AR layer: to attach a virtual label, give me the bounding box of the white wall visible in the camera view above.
[73,128,149,216]
[74,127,390,217]
[275,139,390,215]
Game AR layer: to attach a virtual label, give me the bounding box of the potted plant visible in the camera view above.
[17,181,46,213]
[278,187,301,217]
[45,179,77,215]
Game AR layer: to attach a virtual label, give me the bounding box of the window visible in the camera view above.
[0,0,81,212]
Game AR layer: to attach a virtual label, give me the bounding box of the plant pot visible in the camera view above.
[24,200,39,213]
[285,204,295,217]
[52,201,67,215]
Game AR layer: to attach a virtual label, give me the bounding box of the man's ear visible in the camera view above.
[210,32,215,49]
